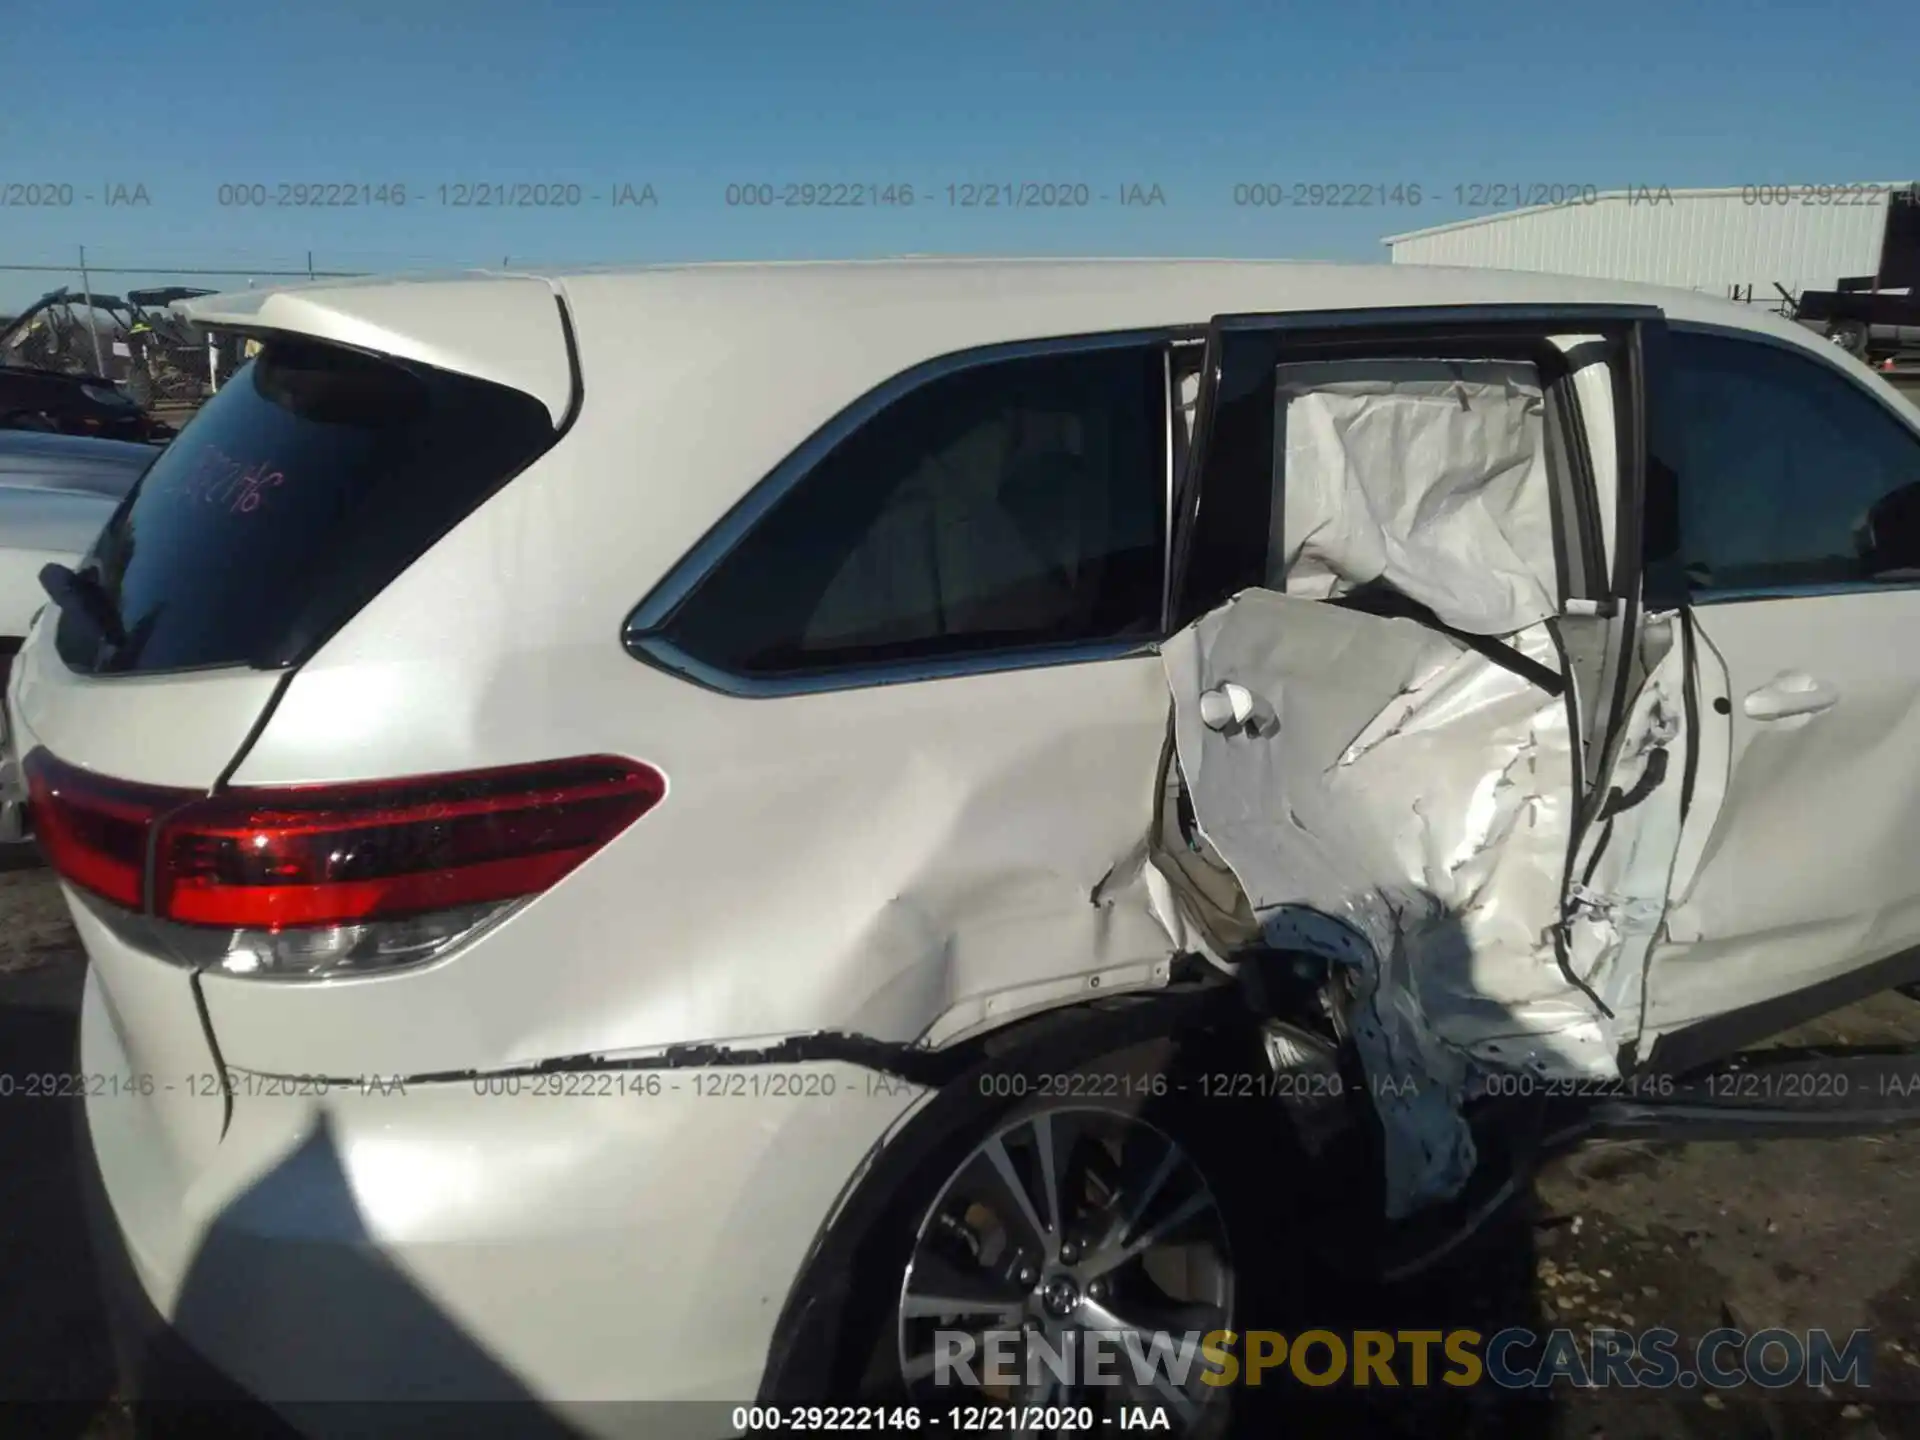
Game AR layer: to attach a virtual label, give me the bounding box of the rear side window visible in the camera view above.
[1668,331,1920,592]
[57,340,556,674]
[656,344,1166,677]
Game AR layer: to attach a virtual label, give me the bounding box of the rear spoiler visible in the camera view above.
[176,275,577,426]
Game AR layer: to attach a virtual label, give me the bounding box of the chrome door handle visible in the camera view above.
[1742,673,1838,721]
[1199,683,1257,731]
[1199,682,1279,735]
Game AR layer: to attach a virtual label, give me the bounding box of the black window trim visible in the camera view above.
[1160,345,1176,633]
[1161,336,1208,636]
[623,327,1192,698]
[1665,319,1920,604]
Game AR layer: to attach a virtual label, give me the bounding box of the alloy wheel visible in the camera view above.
[896,1104,1234,1430]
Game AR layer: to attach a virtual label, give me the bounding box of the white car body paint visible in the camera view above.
[179,274,577,427]
[201,653,1179,1077]
[82,962,928,1437]
[12,622,287,787]
[1650,590,1920,1032]
[11,258,1916,1417]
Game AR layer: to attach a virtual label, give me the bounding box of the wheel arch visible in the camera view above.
[755,978,1306,1402]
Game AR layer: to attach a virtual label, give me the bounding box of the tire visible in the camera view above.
[821,1030,1308,1436]
[1828,320,1871,357]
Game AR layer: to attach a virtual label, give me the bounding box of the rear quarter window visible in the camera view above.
[650,342,1167,680]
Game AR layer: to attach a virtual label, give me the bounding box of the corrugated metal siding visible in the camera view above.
[1384,188,1895,297]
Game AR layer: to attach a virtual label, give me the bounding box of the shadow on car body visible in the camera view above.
[15,936,1574,1439]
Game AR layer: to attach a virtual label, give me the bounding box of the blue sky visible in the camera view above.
[2,0,1915,308]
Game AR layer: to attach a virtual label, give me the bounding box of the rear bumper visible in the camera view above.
[73,1077,292,1436]
[79,961,928,1438]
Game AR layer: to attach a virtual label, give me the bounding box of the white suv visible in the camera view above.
[23,260,1920,1436]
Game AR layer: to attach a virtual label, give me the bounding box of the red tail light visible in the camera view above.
[26,750,665,929]
[25,753,183,910]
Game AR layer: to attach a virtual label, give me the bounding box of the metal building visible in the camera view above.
[1382,184,1918,302]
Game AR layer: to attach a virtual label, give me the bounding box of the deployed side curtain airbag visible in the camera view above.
[1271,359,1557,637]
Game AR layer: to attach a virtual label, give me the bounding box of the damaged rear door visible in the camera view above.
[1156,305,1683,1213]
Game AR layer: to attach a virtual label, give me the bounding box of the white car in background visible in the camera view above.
[0,430,155,845]
[20,261,1920,1437]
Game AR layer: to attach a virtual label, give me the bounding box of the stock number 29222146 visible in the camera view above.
[978,1072,1168,1099]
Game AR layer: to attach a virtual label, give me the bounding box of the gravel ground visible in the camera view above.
[0,861,129,1438]
[4,858,1920,1439]
[1346,993,1920,1440]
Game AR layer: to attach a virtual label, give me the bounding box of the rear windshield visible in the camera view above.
[56,339,558,675]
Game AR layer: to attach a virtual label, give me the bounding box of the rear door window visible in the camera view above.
[57,340,557,675]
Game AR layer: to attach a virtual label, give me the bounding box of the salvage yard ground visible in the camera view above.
[3,861,1920,1439]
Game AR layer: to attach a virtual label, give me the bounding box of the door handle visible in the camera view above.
[1742,673,1839,721]
[1199,683,1257,731]
[1199,682,1278,734]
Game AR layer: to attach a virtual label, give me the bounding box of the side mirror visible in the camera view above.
[1856,482,1920,580]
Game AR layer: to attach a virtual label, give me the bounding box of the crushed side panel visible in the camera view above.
[1162,353,1685,1216]
[1165,592,1487,1215]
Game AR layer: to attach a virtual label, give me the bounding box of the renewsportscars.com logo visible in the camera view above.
[931,1326,1874,1391]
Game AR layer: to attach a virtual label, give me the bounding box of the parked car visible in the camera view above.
[21,261,1920,1436]
[0,430,155,845]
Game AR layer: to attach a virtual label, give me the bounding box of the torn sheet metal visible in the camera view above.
[1329,618,1601,1072]
[1162,589,1696,1216]
[1563,616,1693,1055]
[1149,351,1697,1217]
[1164,590,1487,1216]
[1270,359,1557,637]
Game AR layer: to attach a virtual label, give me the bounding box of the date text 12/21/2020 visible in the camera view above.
[3,1068,916,1101]
[212,182,660,208]
[729,1403,1174,1432]
[722,182,1167,209]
